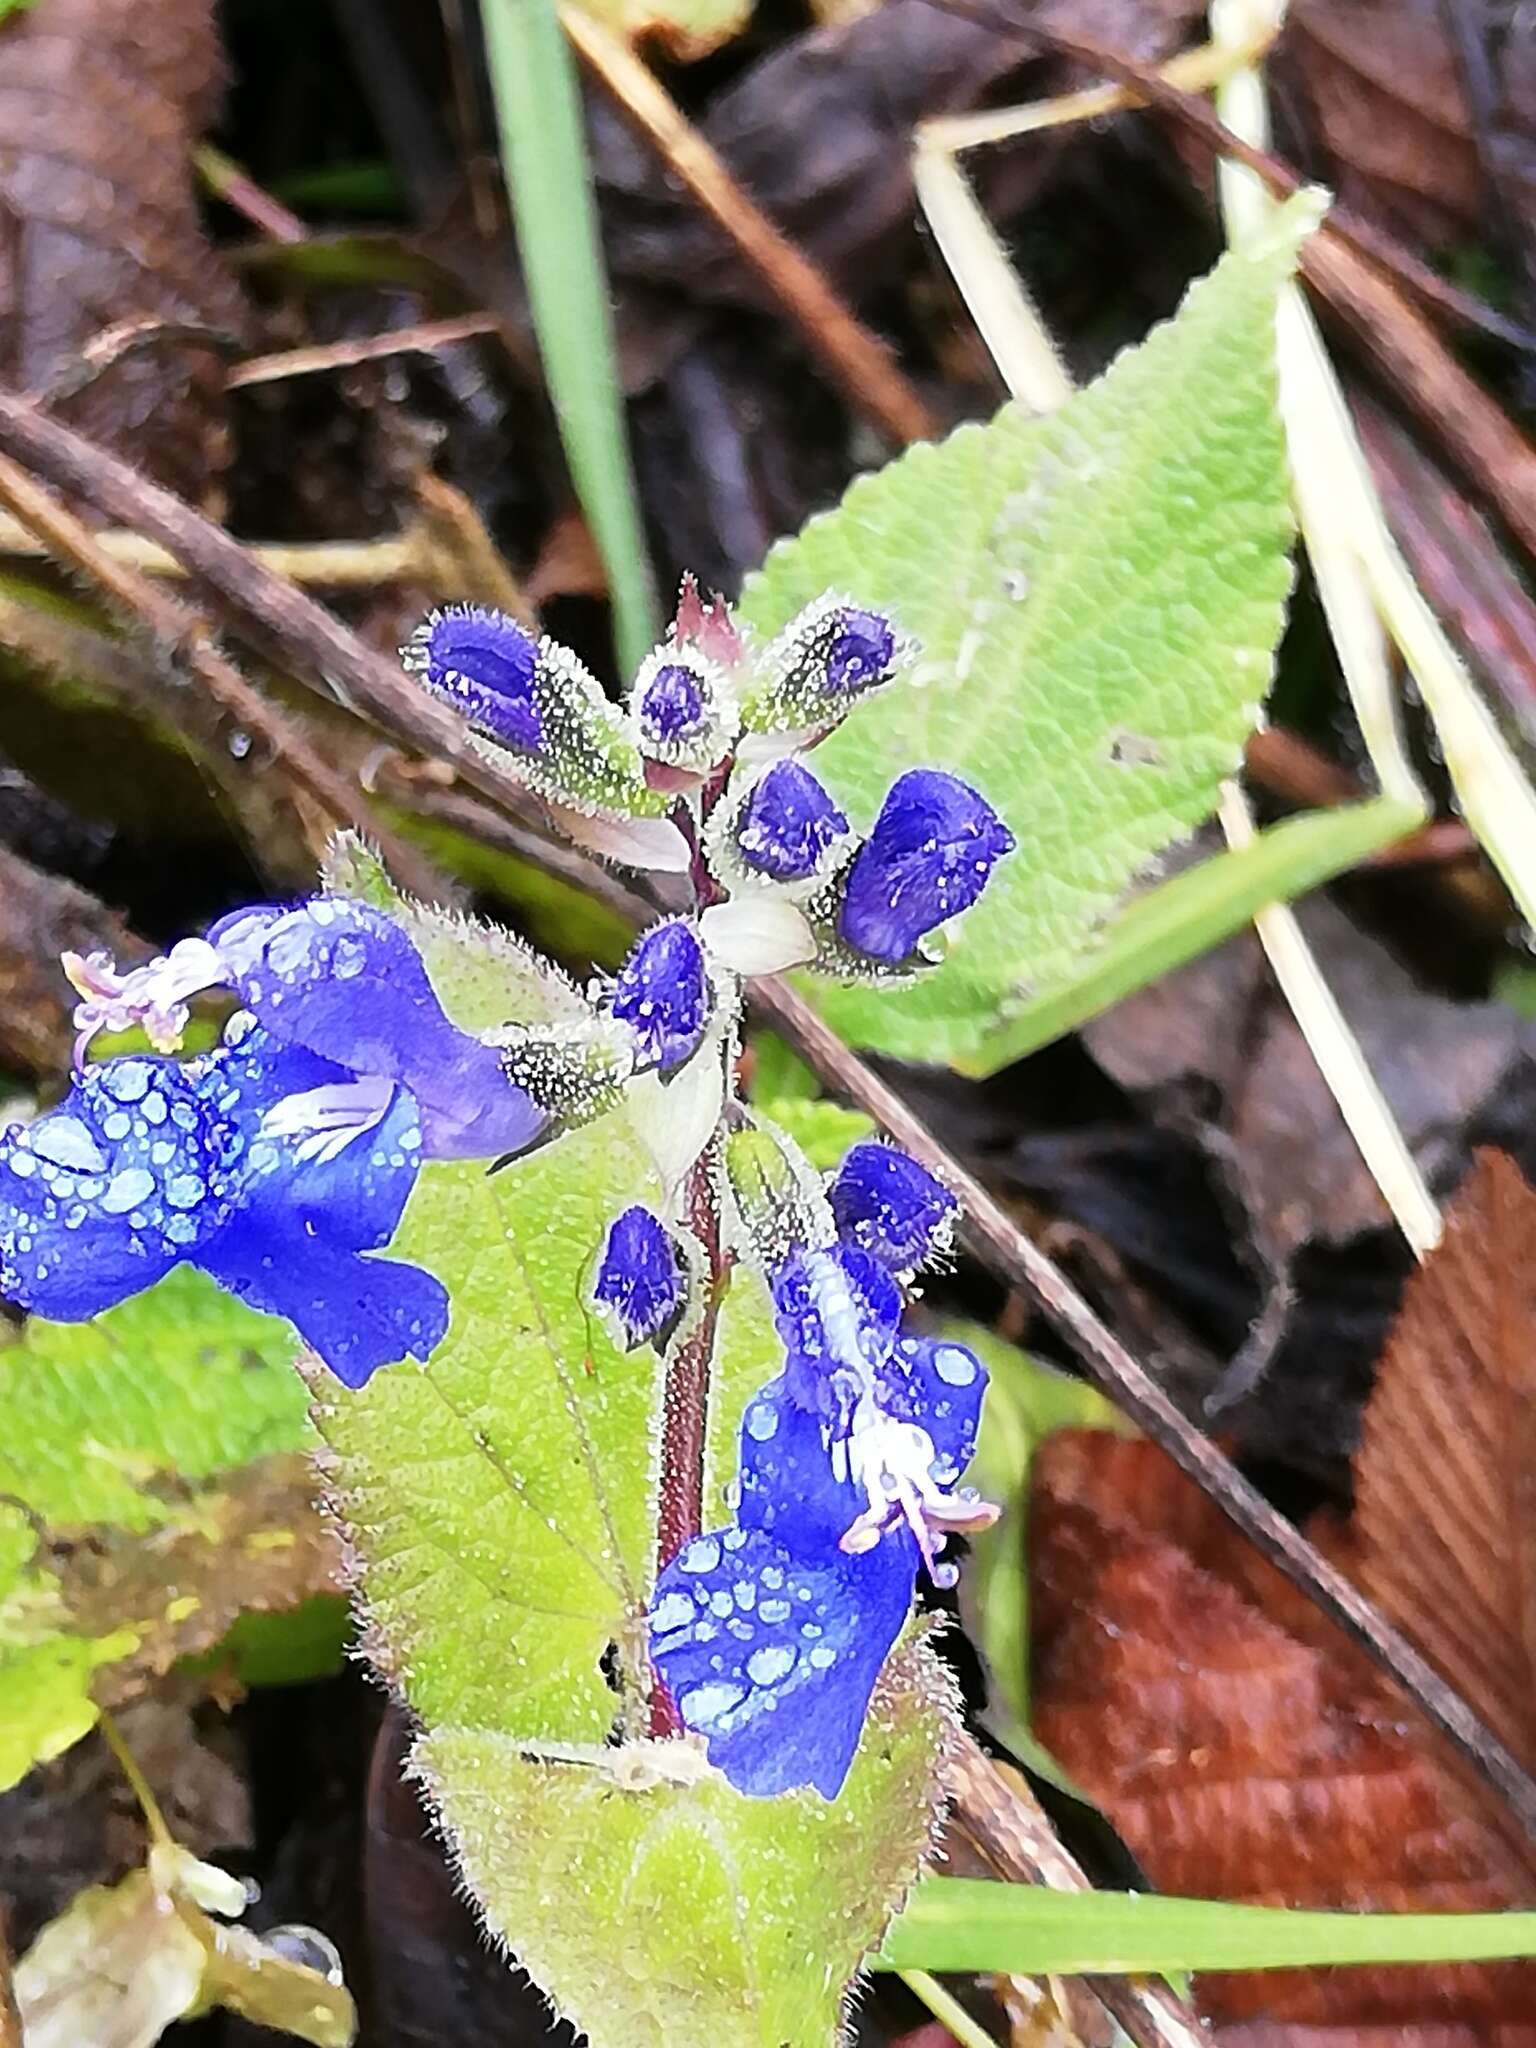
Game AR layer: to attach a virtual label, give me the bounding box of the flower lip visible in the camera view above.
[403,604,542,754]
[837,767,1015,965]
[610,920,711,1074]
[206,897,546,1162]
[0,1027,446,1387]
[770,1243,902,1417]
[592,1204,689,1351]
[735,759,850,882]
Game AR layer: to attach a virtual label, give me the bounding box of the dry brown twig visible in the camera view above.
[560,6,939,450]
[0,389,560,853]
[0,444,447,904]
[946,1733,1207,2048]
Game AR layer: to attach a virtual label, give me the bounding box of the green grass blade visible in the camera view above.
[958,796,1421,1077]
[481,0,658,673]
[881,1878,1536,1976]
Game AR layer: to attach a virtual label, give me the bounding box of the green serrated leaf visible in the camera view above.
[312,1127,663,1740]
[414,1639,953,2048]
[738,198,1319,1061]
[880,1877,1536,1977]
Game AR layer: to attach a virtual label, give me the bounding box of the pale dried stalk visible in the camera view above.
[913,55,1440,1256]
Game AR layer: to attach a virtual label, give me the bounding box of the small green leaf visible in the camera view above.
[0,1271,333,1784]
[0,1507,135,1790]
[415,1641,954,2048]
[881,1877,1536,1976]
[313,1124,664,1740]
[959,797,1423,1077]
[738,197,1321,1061]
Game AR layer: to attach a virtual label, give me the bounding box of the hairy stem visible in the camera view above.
[655,1141,725,1574]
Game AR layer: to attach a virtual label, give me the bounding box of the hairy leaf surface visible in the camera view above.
[414,1642,953,2048]
[738,198,1317,1060]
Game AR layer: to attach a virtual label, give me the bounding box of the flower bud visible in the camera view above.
[593,1205,690,1351]
[628,643,736,774]
[495,1017,635,1130]
[827,1141,957,1273]
[739,595,907,737]
[403,606,669,826]
[837,769,1014,965]
[402,604,541,752]
[735,760,849,883]
[610,920,711,1073]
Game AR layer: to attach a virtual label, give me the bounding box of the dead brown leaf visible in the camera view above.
[1281,0,1482,251]
[0,0,249,505]
[1031,1427,1536,2038]
[1083,893,1528,1265]
[54,1453,341,1702]
[1355,1150,1536,1781]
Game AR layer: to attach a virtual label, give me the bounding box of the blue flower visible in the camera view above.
[593,1205,688,1350]
[735,761,849,883]
[0,1025,445,1389]
[610,921,710,1073]
[6,897,550,1385]
[827,1142,958,1274]
[649,1324,991,1799]
[207,899,544,1160]
[838,769,1015,964]
[403,605,542,753]
[769,1244,902,1415]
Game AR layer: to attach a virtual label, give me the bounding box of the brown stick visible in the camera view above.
[1018,23,1536,570]
[749,972,1536,1845]
[0,390,560,852]
[946,1733,1207,2048]
[0,447,447,905]
[561,6,940,450]
[227,313,504,389]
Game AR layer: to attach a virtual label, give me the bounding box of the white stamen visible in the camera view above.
[260,1077,395,1165]
[63,938,228,1063]
[836,1395,999,1585]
